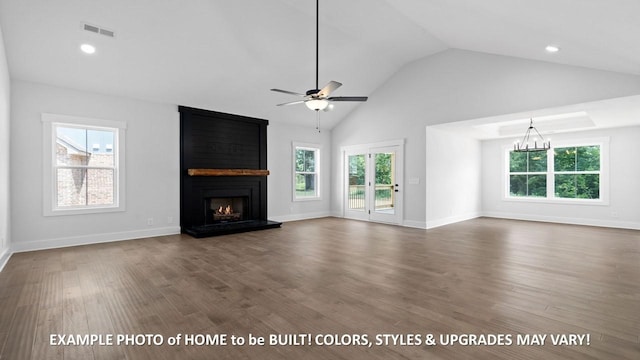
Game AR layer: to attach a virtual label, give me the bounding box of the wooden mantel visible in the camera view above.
[187,168,270,177]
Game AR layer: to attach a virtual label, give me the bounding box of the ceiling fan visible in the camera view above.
[270,0,368,130]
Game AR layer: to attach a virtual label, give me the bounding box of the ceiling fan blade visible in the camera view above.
[317,81,342,98]
[328,96,368,102]
[271,88,306,97]
[276,100,306,106]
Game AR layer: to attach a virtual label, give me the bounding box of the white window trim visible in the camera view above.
[503,137,609,205]
[42,113,127,216]
[292,142,321,201]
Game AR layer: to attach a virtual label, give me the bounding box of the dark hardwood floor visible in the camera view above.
[0,217,638,359]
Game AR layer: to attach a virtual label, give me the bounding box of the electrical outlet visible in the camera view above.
[610,211,619,218]
[147,218,154,226]
[167,216,173,224]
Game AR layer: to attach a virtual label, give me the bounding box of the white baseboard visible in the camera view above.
[0,247,11,272]
[269,211,332,223]
[482,211,640,230]
[329,212,427,229]
[11,226,181,254]
[403,220,427,229]
[426,212,481,229]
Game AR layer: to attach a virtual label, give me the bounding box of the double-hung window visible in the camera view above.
[553,145,600,199]
[42,113,126,215]
[293,142,320,200]
[506,139,607,203]
[509,151,548,197]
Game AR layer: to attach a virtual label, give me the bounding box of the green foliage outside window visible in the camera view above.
[510,174,546,197]
[375,153,393,185]
[295,149,315,173]
[295,148,317,198]
[508,145,600,200]
[509,151,547,197]
[348,153,392,186]
[554,146,600,199]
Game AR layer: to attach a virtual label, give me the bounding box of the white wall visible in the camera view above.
[4,47,640,257]
[10,81,181,252]
[7,79,332,254]
[0,23,11,270]
[482,126,640,229]
[426,127,481,229]
[332,49,640,227]
[268,122,332,222]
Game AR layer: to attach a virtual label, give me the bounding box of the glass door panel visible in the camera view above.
[348,154,366,211]
[373,152,395,215]
[369,146,401,224]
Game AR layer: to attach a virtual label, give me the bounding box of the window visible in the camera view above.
[509,151,547,197]
[293,143,320,200]
[506,139,607,203]
[553,146,600,199]
[42,113,126,215]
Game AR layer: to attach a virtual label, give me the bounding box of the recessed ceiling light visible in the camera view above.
[80,44,96,54]
[545,45,560,53]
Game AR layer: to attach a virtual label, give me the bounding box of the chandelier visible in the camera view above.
[513,119,550,152]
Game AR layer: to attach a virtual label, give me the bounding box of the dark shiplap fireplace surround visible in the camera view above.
[179,106,281,238]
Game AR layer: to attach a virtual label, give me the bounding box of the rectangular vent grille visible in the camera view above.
[83,24,99,33]
[99,28,115,37]
[82,23,115,38]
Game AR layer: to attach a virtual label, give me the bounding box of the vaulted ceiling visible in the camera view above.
[1,0,639,129]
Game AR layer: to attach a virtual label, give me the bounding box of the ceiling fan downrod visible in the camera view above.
[315,0,319,91]
[269,0,368,124]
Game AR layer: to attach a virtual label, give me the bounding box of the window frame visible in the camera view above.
[503,137,609,205]
[292,142,321,201]
[42,113,127,216]
[507,150,548,198]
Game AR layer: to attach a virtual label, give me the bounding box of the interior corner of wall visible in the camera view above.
[0,246,12,272]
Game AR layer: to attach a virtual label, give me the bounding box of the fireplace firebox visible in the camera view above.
[207,196,247,223]
[180,106,281,238]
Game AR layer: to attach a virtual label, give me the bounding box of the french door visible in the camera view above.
[344,142,403,225]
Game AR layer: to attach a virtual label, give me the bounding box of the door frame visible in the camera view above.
[341,139,404,225]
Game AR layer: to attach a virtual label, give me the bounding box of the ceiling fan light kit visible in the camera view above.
[271,0,368,131]
[305,98,329,111]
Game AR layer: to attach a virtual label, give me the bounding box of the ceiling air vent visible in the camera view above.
[99,28,115,37]
[82,23,115,38]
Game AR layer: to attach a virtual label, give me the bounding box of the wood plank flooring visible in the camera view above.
[0,217,638,359]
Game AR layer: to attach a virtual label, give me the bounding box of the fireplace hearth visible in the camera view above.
[180,106,281,238]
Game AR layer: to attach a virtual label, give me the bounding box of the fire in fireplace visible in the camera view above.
[206,196,247,224]
[215,205,233,215]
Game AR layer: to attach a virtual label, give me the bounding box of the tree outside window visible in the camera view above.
[507,143,601,201]
[509,151,547,197]
[554,146,600,199]
[293,144,320,200]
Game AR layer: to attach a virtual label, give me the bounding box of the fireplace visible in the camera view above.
[208,196,246,223]
[179,106,281,238]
